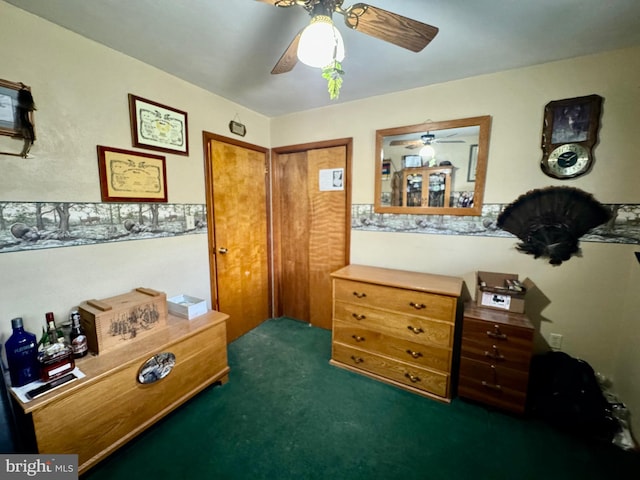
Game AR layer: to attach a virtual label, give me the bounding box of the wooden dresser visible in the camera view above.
[9,310,229,475]
[458,303,534,414]
[330,264,463,402]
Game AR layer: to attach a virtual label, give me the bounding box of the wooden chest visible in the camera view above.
[330,264,463,402]
[11,310,229,475]
[78,287,168,355]
[458,303,534,414]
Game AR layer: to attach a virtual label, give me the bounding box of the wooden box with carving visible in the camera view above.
[77,287,168,355]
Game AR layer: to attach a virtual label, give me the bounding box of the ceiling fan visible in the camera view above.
[390,133,465,150]
[257,0,439,75]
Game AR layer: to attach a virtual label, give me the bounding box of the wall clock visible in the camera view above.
[540,94,603,179]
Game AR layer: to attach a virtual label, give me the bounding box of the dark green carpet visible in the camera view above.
[82,317,639,480]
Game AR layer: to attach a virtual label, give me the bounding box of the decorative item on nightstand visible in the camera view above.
[475,271,529,313]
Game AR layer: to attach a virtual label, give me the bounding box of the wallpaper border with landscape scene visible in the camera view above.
[1,201,638,255]
[0,201,207,253]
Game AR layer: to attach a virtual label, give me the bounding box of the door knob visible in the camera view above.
[218,247,228,254]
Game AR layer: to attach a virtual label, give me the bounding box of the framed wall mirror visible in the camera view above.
[375,115,491,216]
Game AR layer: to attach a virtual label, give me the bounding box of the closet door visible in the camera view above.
[272,140,351,329]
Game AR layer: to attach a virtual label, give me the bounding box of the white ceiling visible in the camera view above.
[6,0,640,117]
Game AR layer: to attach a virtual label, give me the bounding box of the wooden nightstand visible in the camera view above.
[458,303,534,414]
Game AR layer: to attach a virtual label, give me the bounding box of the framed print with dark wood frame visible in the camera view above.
[0,78,36,157]
[540,94,603,179]
[128,94,189,155]
[97,146,168,202]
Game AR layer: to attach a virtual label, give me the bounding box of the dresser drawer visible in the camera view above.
[333,343,449,398]
[458,356,530,392]
[335,301,453,348]
[333,320,451,372]
[334,279,456,322]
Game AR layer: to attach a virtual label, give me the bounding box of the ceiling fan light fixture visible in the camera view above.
[297,15,345,68]
[419,144,435,160]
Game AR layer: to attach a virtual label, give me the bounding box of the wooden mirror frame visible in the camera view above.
[374,115,491,216]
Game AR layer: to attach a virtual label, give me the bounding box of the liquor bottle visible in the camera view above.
[5,317,39,387]
[38,312,75,382]
[69,310,88,358]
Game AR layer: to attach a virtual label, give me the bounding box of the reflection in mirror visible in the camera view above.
[375,116,491,216]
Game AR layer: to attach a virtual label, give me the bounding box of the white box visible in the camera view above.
[167,295,207,319]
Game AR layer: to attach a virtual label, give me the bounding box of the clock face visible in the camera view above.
[543,143,590,178]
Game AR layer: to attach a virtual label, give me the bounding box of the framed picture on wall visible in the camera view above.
[97,145,168,202]
[467,144,478,182]
[128,94,189,155]
[0,78,36,158]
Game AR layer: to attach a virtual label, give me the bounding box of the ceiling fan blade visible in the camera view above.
[271,30,302,74]
[433,140,465,144]
[342,3,439,52]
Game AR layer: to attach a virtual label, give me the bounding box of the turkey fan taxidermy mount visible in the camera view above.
[257,0,439,98]
[497,187,611,266]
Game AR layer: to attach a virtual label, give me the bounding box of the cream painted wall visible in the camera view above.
[271,47,640,436]
[0,4,269,343]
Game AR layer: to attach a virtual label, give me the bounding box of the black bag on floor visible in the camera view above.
[528,351,619,441]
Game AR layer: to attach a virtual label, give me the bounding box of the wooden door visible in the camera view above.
[204,133,271,342]
[272,139,351,330]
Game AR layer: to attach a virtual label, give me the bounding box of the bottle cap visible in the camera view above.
[11,317,24,329]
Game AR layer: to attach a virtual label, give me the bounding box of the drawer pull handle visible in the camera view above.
[352,335,365,342]
[486,330,507,340]
[484,346,505,361]
[352,313,366,321]
[406,349,423,359]
[409,302,426,310]
[405,372,421,383]
[353,291,367,298]
[350,355,364,364]
[481,381,502,391]
[407,325,424,334]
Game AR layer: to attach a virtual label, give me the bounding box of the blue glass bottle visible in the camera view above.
[5,317,39,387]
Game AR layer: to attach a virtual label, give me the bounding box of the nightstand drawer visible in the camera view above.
[459,357,530,392]
[334,301,453,348]
[462,318,533,351]
[334,279,456,322]
[460,340,532,372]
[333,320,451,372]
[457,378,527,414]
[332,343,449,398]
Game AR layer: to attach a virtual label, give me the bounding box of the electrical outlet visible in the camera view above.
[549,333,563,351]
